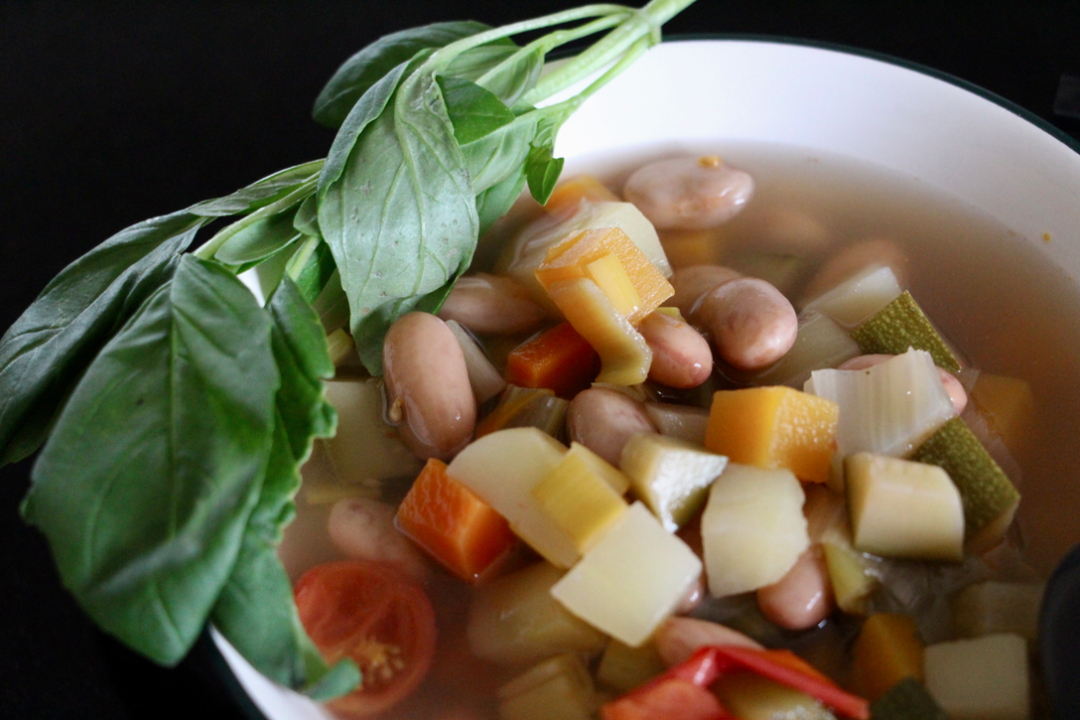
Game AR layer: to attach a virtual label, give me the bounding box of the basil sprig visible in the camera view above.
[0,0,695,701]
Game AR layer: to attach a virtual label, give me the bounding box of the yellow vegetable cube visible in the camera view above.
[970,373,1036,455]
[852,613,924,701]
[705,386,839,483]
[533,446,629,554]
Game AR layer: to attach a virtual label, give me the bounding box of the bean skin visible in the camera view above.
[654,616,763,668]
[623,155,755,230]
[668,264,741,318]
[327,497,430,584]
[383,312,477,461]
[566,387,657,467]
[838,354,968,415]
[438,273,548,336]
[697,277,798,371]
[638,312,713,388]
[756,545,834,631]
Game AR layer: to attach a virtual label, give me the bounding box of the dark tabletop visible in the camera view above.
[2,1,1080,718]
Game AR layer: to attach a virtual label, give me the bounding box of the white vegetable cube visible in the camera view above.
[550,502,702,647]
[701,463,809,597]
[924,634,1030,720]
[800,264,903,328]
[845,452,965,561]
[447,428,579,568]
[620,433,728,532]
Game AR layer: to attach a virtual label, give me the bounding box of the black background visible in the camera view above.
[2,1,1080,718]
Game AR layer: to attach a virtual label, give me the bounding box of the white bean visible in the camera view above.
[668,264,741,318]
[327,497,430,583]
[623,155,754,230]
[638,312,713,388]
[383,312,476,461]
[654,616,763,668]
[566,387,657,467]
[438,273,548,335]
[697,277,798,370]
[756,545,834,631]
[838,354,967,414]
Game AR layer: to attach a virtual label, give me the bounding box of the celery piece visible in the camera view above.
[870,678,948,720]
[446,319,508,405]
[595,638,666,694]
[950,581,1045,643]
[701,464,809,598]
[911,418,1020,554]
[532,446,629,553]
[845,453,965,562]
[745,312,861,389]
[800,264,903,329]
[620,433,728,532]
[468,562,606,666]
[644,401,710,445]
[923,634,1030,720]
[715,672,835,720]
[551,502,702,647]
[478,384,569,440]
[850,291,961,372]
[497,653,596,720]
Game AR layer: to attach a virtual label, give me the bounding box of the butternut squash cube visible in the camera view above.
[852,613,924,701]
[970,373,1036,455]
[536,227,673,325]
[705,386,839,483]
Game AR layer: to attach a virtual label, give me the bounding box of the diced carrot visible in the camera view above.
[395,458,517,583]
[536,227,674,326]
[545,174,619,218]
[504,322,600,399]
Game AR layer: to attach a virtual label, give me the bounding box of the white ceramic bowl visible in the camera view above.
[213,38,1080,719]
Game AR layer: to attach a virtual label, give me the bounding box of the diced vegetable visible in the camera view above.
[325,328,356,366]
[504,322,600,399]
[497,653,597,720]
[968,373,1036,455]
[467,562,606,666]
[870,677,948,720]
[620,433,728,532]
[551,502,702,647]
[800,264,903,329]
[714,671,835,720]
[545,175,619,217]
[532,444,630,553]
[447,428,579,568]
[923,634,1030,720]
[700,463,809,597]
[742,312,861,389]
[547,278,653,386]
[705,386,839,484]
[536,227,674,325]
[806,349,955,489]
[949,581,1045,643]
[910,417,1021,554]
[644,402,710,445]
[394,459,517,583]
[601,676,728,720]
[475,384,570,440]
[659,228,726,269]
[851,613,923,701]
[850,291,961,373]
[445,320,508,405]
[844,453,965,561]
[820,540,881,616]
[596,638,667,694]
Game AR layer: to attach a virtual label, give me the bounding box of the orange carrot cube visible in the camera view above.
[504,322,600,399]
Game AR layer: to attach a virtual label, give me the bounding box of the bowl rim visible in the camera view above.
[205,34,1080,720]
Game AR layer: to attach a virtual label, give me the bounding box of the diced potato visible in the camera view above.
[595,638,666,694]
[447,428,578,568]
[950,581,1045,643]
[924,634,1030,720]
[851,613,924,701]
[536,227,674,325]
[497,653,596,720]
[700,464,809,597]
[532,446,629,554]
[845,453,965,561]
[551,502,702,647]
[619,433,728,531]
[705,386,839,484]
[547,278,652,386]
[969,373,1036,455]
[468,562,607,665]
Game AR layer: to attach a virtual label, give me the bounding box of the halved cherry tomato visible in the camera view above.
[294,560,437,717]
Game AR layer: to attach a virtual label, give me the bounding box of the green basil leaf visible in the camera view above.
[438,75,516,146]
[287,238,339,306]
[526,142,565,206]
[312,21,492,129]
[474,44,545,108]
[458,113,539,196]
[214,206,303,266]
[319,69,478,374]
[293,194,321,239]
[211,278,348,695]
[443,41,519,83]
[191,160,324,217]
[476,169,528,237]
[22,256,279,665]
[0,211,205,467]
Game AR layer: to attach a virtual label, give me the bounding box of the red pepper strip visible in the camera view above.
[660,646,869,720]
[600,676,733,720]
